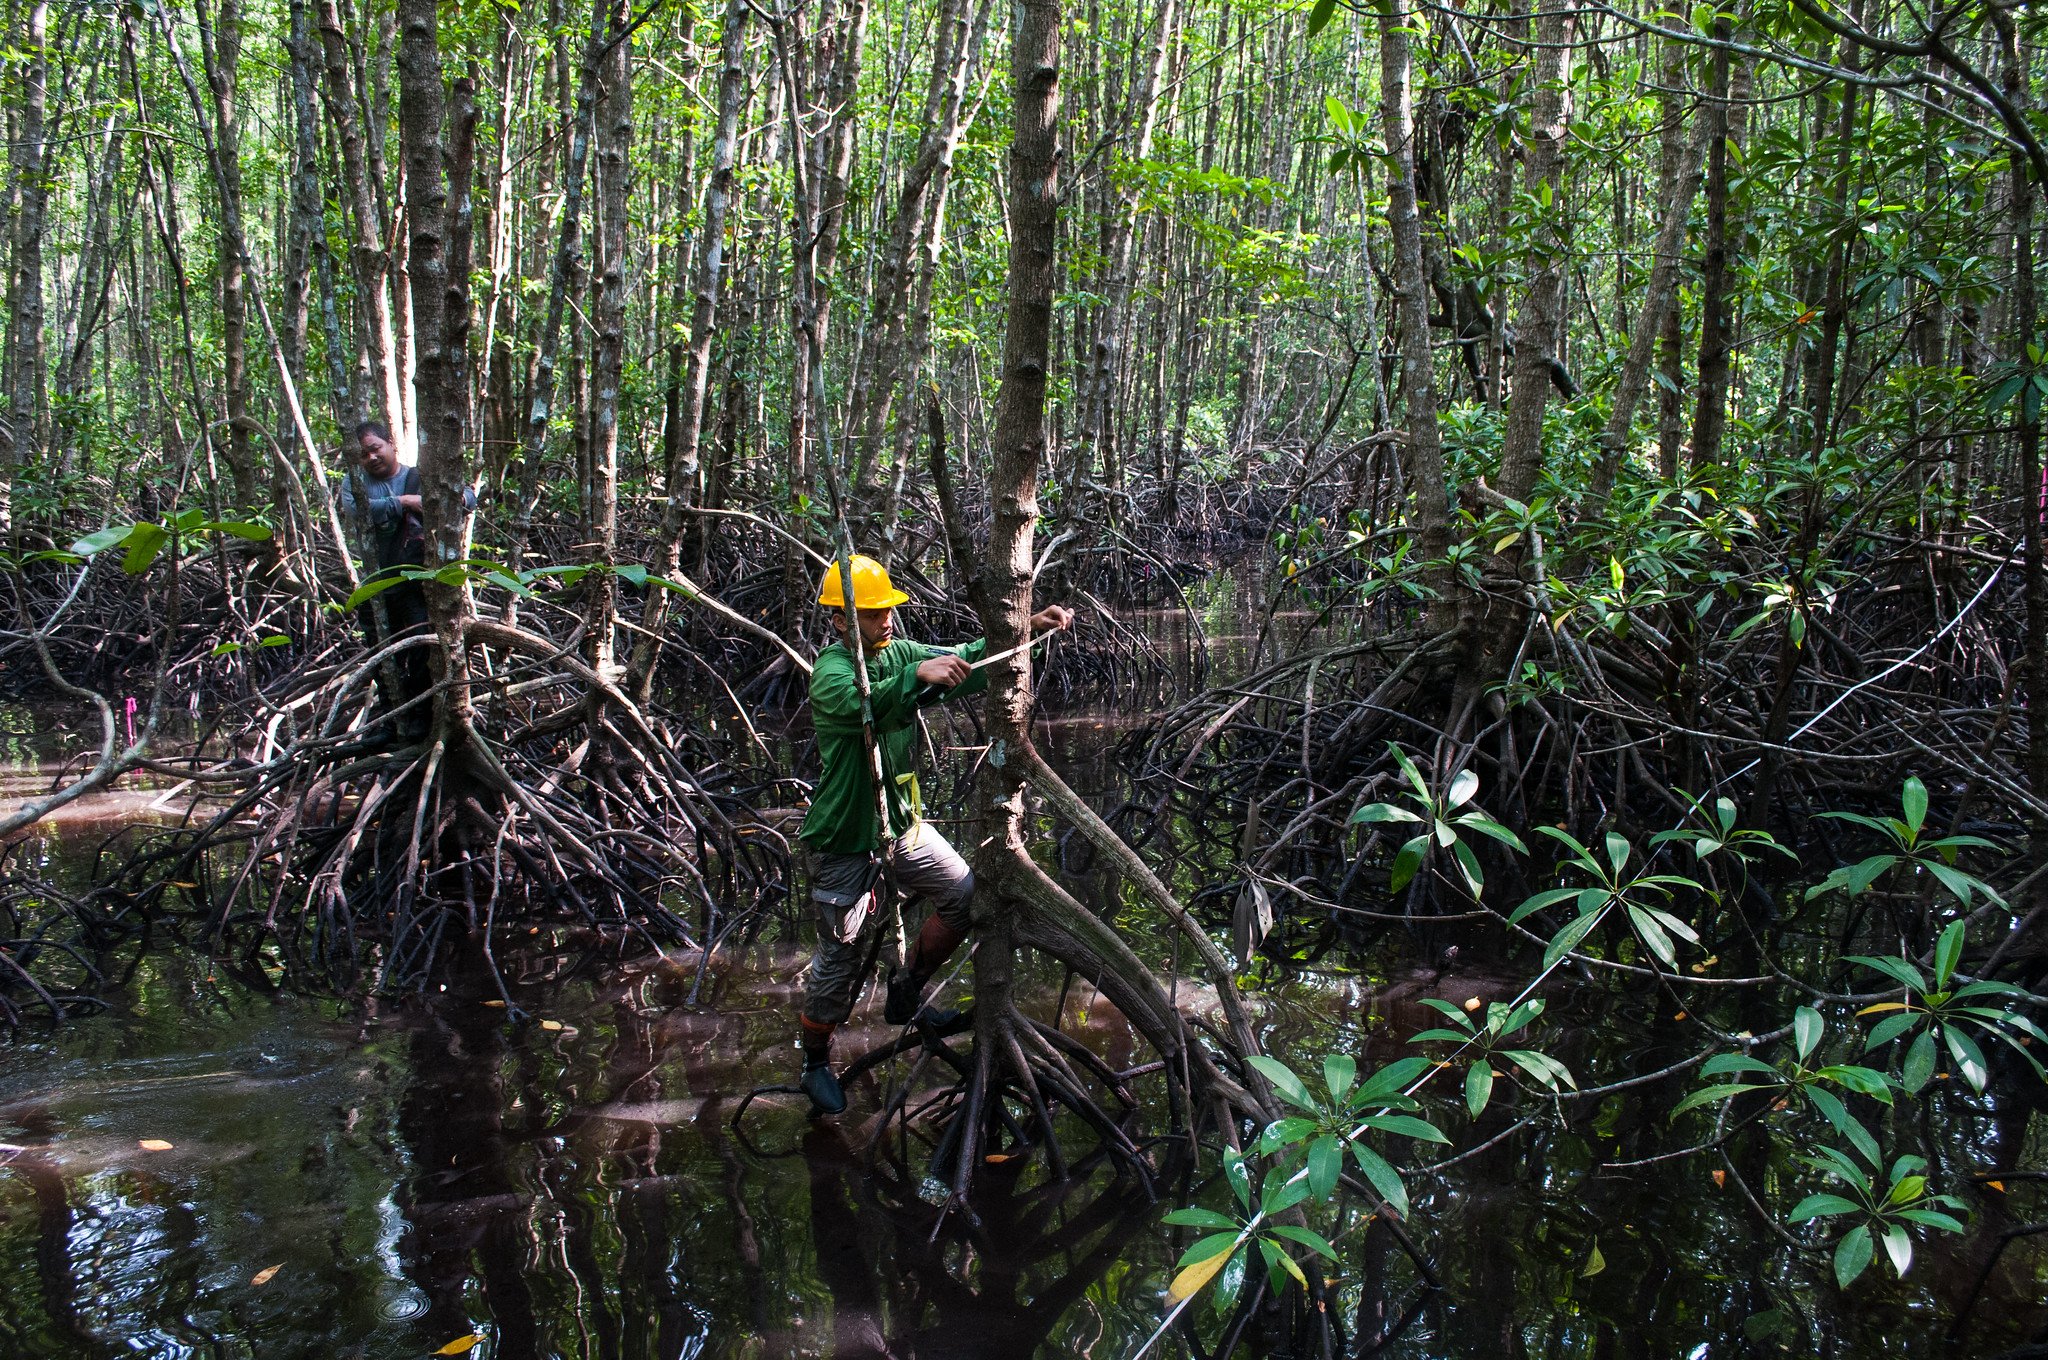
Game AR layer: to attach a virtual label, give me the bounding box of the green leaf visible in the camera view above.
[1465,1061,1495,1117]
[1942,1024,1989,1092]
[1901,776,1928,836]
[1508,886,1582,925]
[1544,908,1606,970]
[1389,833,1430,893]
[1348,1142,1409,1217]
[1446,769,1479,809]
[1306,0,1338,38]
[1628,904,1678,967]
[122,522,169,574]
[1352,802,1423,825]
[1880,1224,1913,1277]
[1162,1208,1240,1231]
[1804,1089,1880,1170]
[1307,1134,1341,1201]
[1834,1224,1874,1288]
[1355,1113,1449,1144]
[1265,1224,1337,1260]
[1353,1056,1431,1102]
[1788,1193,1862,1220]
[345,575,412,611]
[1846,954,1928,992]
[1902,1030,1937,1093]
[70,525,133,556]
[1245,1055,1317,1112]
[1224,1146,1251,1211]
[1933,919,1966,989]
[1794,1006,1824,1062]
[258,634,291,648]
[1672,1082,1766,1116]
[196,519,273,542]
[1176,1231,1243,1269]
[1257,1116,1319,1155]
[1323,1053,1357,1104]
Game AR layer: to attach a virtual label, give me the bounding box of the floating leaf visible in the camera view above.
[539,1020,563,1032]
[435,1336,485,1356]
[251,1265,281,1286]
[138,1139,174,1152]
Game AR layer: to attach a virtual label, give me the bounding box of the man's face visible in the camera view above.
[833,606,895,651]
[358,429,398,479]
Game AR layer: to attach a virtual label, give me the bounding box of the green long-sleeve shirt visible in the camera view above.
[798,634,989,854]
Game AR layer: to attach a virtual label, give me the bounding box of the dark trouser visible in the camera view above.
[801,825,975,1028]
[358,574,434,723]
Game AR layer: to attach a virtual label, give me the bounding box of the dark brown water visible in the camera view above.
[3,581,2046,1359]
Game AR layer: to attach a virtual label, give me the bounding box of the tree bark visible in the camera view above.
[1377,0,1451,584]
[396,0,477,732]
[1592,37,1710,505]
[4,0,52,514]
[628,0,750,699]
[1688,29,1754,472]
[584,0,632,683]
[1494,1,1578,506]
[316,0,407,444]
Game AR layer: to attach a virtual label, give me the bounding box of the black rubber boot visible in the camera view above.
[800,1060,846,1116]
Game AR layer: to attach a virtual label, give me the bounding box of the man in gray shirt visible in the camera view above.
[338,420,473,736]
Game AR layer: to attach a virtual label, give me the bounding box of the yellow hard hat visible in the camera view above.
[818,554,910,609]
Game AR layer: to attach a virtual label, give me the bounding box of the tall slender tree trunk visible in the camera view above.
[1377,0,1451,590]
[629,0,750,699]
[1494,1,1578,506]
[584,0,632,683]
[4,0,52,517]
[1593,36,1709,505]
[1688,30,1753,472]
[1071,0,1179,498]
[396,0,477,732]
[503,0,603,613]
[317,0,407,444]
[196,0,258,508]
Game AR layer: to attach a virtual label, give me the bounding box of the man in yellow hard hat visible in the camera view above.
[796,554,1072,1114]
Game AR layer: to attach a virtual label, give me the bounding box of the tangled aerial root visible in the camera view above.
[103,614,792,996]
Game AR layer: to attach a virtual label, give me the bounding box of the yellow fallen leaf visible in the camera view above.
[251,1265,281,1286]
[138,1139,175,1152]
[1987,1180,2006,1193]
[1462,997,1482,1012]
[435,1336,484,1356]
[984,1153,1014,1164]
[1166,1243,1237,1304]
[539,1020,563,1032]
[1711,1169,1726,1189]
[482,1000,506,1008]
[171,881,198,889]
[1673,1011,1688,1022]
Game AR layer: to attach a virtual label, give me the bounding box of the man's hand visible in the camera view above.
[916,653,972,688]
[1029,604,1075,634]
[398,493,423,516]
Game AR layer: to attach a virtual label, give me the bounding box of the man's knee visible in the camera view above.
[933,865,975,933]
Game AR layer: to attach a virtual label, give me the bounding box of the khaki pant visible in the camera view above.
[801,826,974,1026]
